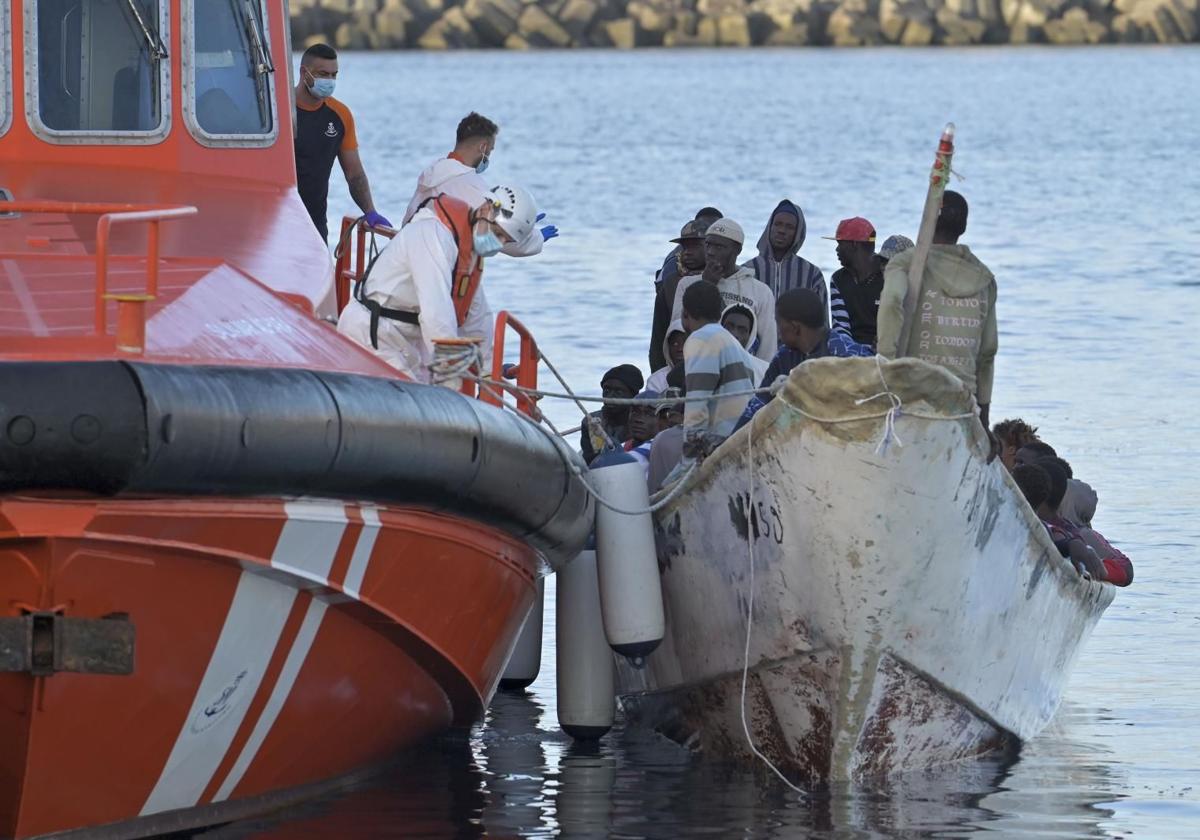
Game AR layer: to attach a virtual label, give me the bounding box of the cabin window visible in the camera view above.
[183,0,277,146]
[26,0,170,142]
[1,3,11,138]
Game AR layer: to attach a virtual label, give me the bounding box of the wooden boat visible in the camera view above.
[615,356,1114,783]
[0,2,589,837]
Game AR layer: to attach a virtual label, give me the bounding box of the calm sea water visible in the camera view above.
[214,46,1199,837]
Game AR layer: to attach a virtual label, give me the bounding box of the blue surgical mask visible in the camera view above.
[475,154,490,174]
[306,71,336,99]
[473,229,504,257]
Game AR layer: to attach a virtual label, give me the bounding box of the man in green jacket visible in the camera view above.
[876,191,998,428]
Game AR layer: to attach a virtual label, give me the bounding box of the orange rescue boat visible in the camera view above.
[0,3,590,837]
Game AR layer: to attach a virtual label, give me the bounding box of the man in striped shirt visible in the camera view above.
[736,288,874,430]
[679,282,756,464]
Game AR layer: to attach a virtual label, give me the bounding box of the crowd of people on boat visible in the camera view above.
[996,421,1133,585]
[577,189,994,484]
[293,44,1128,588]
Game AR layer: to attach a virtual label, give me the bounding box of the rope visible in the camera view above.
[739,413,808,795]
[535,349,620,452]
[429,341,484,387]
[853,355,905,455]
[425,344,689,516]
[467,377,775,407]
[430,350,975,519]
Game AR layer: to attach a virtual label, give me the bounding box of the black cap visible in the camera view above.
[601,364,643,395]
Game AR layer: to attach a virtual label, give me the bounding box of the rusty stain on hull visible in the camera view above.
[617,357,1114,784]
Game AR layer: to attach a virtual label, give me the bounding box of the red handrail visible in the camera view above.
[484,311,540,419]
[332,217,542,420]
[2,200,197,347]
[334,215,397,315]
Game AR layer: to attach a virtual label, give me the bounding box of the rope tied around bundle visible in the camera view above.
[424,349,976,518]
[429,339,485,387]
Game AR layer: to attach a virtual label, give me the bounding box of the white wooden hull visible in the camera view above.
[616,357,1113,783]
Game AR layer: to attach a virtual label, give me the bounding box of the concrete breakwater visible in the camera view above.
[291,0,1198,49]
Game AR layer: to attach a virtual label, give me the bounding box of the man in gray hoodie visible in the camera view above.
[743,199,828,324]
[877,191,998,427]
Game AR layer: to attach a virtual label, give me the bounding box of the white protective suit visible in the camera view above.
[337,204,492,382]
[403,158,543,258]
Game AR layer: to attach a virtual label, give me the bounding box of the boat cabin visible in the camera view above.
[0,1,361,369]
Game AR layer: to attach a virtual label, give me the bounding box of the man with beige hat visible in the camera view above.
[670,217,777,362]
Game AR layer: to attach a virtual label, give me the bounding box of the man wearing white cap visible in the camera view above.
[670,218,777,362]
[338,183,538,383]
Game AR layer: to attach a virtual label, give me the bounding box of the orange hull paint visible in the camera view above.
[0,498,538,838]
[0,3,584,836]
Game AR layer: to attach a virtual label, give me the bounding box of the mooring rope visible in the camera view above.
[427,346,976,518]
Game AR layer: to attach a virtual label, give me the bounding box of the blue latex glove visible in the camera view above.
[540,225,559,242]
[363,210,392,229]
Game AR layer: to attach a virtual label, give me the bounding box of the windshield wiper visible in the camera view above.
[122,0,168,61]
[239,0,275,76]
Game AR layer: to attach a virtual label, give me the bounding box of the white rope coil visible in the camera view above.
[429,341,484,387]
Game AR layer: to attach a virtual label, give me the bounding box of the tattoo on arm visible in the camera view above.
[348,173,374,214]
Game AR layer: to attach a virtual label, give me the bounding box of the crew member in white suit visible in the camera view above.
[339,183,538,383]
[402,112,557,258]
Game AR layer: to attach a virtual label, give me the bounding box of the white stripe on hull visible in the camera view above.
[342,506,380,601]
[140,572,298,816]
[142,503,350,815]
[212,598,330,802]
[272,500,350,586]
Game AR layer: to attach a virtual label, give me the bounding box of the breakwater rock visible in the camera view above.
[291,0,1199,48]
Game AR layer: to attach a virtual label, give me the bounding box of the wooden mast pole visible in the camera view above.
[897,123,956,355]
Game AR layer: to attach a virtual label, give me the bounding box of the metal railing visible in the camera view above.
[334,214,542,419]
[2,200,197,352]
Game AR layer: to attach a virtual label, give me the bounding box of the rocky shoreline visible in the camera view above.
[291,0,1197,49]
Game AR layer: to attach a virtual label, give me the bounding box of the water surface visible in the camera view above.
[216,46,1199,838]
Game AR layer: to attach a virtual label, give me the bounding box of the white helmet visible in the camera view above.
[485,183,537,245]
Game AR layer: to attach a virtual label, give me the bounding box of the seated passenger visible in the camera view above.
[1015,442,1102,528]
[720,304,769,385]
[625,389,661,476]
[993,418,1041,472]
[579,364,643,465]
[646,320,686,394]
[656,386,684,433]
[679,282,756,466]
[1013,440,1057,468]
[1044,456,1132,586]
[1069,487,1133,586]
[736,288,873,430]
[1011,464,1107,580]
[647,381,686,492]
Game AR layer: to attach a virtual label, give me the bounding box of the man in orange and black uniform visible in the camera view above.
[293,43,389,242]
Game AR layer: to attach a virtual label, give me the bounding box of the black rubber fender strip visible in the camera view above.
[0,361,592,564]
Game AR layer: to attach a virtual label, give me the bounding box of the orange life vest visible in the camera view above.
[431,194,483,327]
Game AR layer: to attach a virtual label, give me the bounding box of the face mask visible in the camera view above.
[475,154,490,174]
[305,71,336,99]
[473,229,504,257]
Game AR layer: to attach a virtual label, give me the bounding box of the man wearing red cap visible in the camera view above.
[824,217,886,348]
[876,191,998,427]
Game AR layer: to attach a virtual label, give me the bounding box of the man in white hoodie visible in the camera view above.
[402,113,554,258]
[671,219,777,363]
